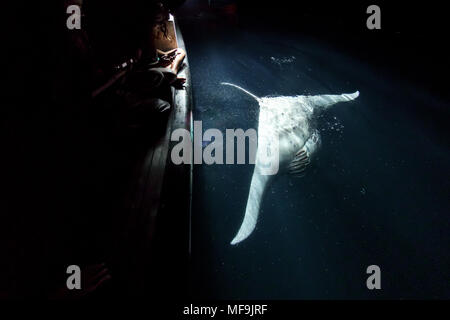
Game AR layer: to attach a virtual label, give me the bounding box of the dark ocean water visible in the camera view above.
[181,16,449,299]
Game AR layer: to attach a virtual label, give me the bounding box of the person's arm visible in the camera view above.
[157,48,178,56]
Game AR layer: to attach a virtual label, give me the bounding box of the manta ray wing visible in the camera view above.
[230,172,271,245]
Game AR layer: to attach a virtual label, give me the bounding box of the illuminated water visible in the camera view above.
[182,25,450,299]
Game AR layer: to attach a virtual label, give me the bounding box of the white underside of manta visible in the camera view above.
[221,82,360,245]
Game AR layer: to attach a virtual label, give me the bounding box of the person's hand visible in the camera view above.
[155,49,179,67]
[155,55,176,68]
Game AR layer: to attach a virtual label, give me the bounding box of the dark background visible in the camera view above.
[1,0,449,298]
[239,1,449,99]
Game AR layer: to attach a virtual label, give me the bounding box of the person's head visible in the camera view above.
[150,2,170,37]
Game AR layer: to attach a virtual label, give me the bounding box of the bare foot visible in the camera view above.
[171,77,186,90]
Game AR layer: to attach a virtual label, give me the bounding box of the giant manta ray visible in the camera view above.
[221,82,360,245]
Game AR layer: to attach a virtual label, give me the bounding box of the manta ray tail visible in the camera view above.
[221,82,260,101]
